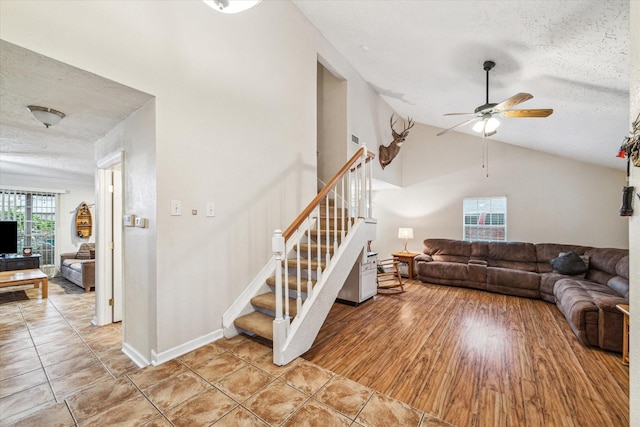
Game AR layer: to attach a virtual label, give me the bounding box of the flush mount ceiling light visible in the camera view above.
[27,105,65,128]
[202,0,261,14]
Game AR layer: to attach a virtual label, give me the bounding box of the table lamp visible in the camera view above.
[398,228,413,252]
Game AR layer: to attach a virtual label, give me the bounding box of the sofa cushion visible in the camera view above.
[535,243,588,273]
[422,239,470,264]
[550,251,589,276]
[607,276,629,299]
[554,278,600,347]
[584,247,627,278]
[486,242,537,272]
[76,243,95,260]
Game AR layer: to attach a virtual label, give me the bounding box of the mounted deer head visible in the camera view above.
[379,114,415,169]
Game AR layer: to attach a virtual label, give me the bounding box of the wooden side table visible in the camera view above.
[391,252,420,279]
[616,303,629,366]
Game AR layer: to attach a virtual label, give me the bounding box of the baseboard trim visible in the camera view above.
[151,329,224,366]
[122,342,150,368]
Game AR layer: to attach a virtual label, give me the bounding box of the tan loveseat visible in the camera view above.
[416,239,629,352]
[60,243,95,292]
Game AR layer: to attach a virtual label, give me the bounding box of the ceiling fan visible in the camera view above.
[436,60,553,137]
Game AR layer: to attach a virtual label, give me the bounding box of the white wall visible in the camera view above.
[0,173,95,263]
[371,122,628,258]
[95,100,157,362]
[628,2,639,425]
[317,62,347,184]
[0,0,319,362]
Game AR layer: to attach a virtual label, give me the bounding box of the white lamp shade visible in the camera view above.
[485,117,500,132]
[398,228,414,239]
[202,0,261,13]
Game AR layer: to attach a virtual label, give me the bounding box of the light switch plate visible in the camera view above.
[206,202,215,217]
[171,200,181,216]
[135,217,146,228]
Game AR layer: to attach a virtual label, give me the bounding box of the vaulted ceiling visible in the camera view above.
[293,0,630,170]
[0,1,631,187]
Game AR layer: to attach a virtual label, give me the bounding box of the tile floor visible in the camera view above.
[0,281,452,426]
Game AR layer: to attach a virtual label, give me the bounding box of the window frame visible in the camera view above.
[462,196,507,242]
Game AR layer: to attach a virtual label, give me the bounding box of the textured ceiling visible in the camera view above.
[293,0,631,170]
[0,40,152,185]
[0,1,631,187]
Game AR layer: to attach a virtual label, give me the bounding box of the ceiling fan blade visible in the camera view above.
[500,109,554,118]
[444,112,476,116]
[492,92,533,111]
[436,117,480,136]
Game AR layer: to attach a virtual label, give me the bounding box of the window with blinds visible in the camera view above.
[463,196,507,242]
[0,190,56,266]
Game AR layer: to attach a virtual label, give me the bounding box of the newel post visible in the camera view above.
[272,229,287,363]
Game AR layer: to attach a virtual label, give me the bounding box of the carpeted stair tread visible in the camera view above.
[234,312,274,341]
[296,242,336,254]
[286,258,326,270]
[251,293,298,317]
[266,275,316,290]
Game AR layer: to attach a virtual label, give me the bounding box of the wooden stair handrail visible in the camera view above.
[283,147,375,240]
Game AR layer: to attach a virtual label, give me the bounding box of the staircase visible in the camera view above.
[222,147,376,366]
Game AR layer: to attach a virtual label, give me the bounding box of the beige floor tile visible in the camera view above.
[244,380,308,425]
[212,335,250,350]
[165,388,237,427]
[144,371,210,412]
[355,392,423,427]
[0,345,37,366]
[214,365,274,402]
[280,360,334,395]
[0,382,54,421]
[177,343,225,368]
[315,375,374,419]
[79,394,161,427]
[250,353,301,377]
[35,333,85,356]
[95,347,141,378]
[213,406,268,426]
[420,413,457,427]
[193,353,246,383]
[45,353,101,380]
[127,359,188,390]
[0,368,47,399]
[230,340,271,362]
[142,416,174,427]
[0,334,34,355]
[66,375,139,422]
[50,364,112,400]
[5,400,75,427]
[0,355,42,382]
[40,343,94,367]
[282,399,352,427]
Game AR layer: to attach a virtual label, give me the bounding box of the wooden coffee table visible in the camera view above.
[0,269,48,298]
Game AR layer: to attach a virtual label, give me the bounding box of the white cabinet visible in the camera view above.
[337,251,377,305]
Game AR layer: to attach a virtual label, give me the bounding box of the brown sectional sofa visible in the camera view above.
[415,239,630,352]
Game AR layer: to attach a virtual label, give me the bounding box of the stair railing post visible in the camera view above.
[272,229,287,361]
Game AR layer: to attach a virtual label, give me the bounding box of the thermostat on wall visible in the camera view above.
[123,214,135,227]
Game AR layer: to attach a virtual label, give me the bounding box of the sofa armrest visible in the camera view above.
[60,252,77,263]
[81,260,96,291]
[415,254,433,263]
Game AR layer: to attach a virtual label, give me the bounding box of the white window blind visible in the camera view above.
[463,196,507,242]
[0,189,56,266]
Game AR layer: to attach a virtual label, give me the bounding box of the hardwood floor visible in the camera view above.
[303,280,629,427]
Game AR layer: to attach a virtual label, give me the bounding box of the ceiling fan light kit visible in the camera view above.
[202,0,261,14]
[27,105,65,128]
[436,60,553,138]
